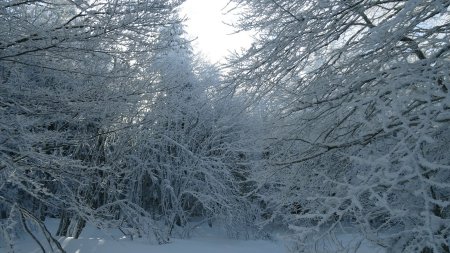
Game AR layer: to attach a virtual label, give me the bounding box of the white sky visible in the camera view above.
[180,0,253,63]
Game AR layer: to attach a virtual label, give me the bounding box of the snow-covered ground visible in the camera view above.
[12,219,386,253]
[18,236,286,253]
[14,219,287,253]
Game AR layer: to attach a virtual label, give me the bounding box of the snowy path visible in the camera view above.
[18,235,287,253]
[13,219,384,253]
[14,219,287,253]
[46,237,286,253]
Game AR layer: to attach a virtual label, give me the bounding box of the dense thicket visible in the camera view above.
[227,1,450,252]
[2,1,449,253]
[0,1,259,252]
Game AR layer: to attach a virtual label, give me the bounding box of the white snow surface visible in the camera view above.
[14,219,287,253]
[12,219,386,253]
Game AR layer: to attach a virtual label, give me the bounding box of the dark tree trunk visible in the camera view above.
[56,212,70,236]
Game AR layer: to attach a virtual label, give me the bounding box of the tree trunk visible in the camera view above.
[56,212,70,236]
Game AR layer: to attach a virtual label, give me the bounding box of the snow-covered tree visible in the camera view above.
[227,0,450,252]
[112,23,262,240]
[0,0,182,250]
